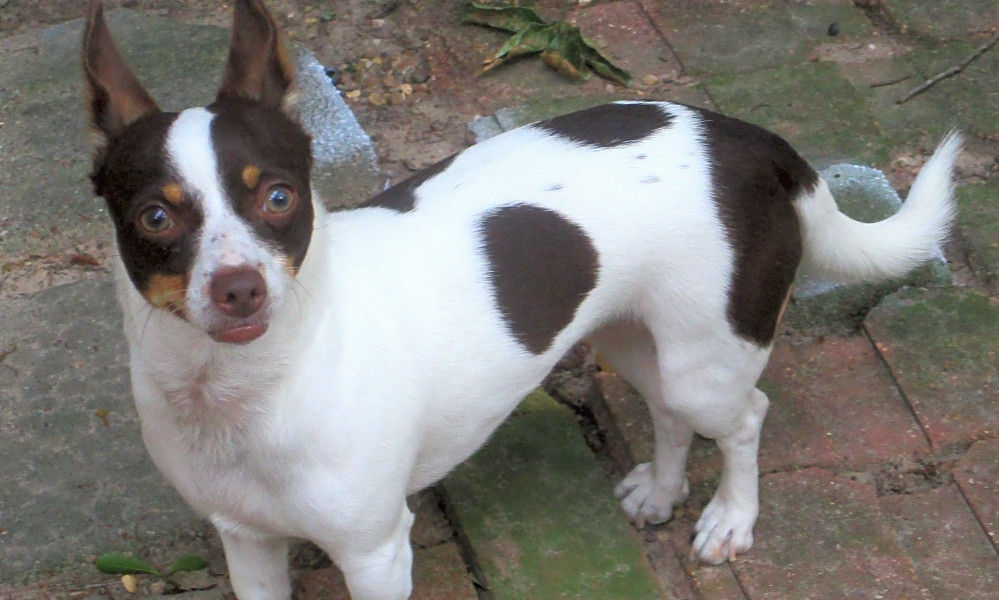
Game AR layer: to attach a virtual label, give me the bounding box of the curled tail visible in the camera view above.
[794,132,962,283]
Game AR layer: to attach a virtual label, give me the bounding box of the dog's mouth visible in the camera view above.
[209,320,268,344]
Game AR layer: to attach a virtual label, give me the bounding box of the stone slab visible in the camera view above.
[567,0,682,87]
[886,0,999,41]
[735,468,927,600]
[706,61,888,164]
[864,287,999,451]
[0,278,205,584]
[956,177,999,289]
[641,0,872,76]
[880,483,999,600]
[953,439,999,550]
[444,391,661,599]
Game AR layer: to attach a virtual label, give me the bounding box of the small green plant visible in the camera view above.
[95,552,207,579]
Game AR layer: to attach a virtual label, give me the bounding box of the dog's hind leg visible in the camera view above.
[650,326,772,564]
[590,322,694,527]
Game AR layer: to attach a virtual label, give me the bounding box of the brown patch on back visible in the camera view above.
[162,183,184,205]
[241,164,262,189]
[143,273,188,316]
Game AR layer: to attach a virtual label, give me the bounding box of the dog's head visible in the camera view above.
[83,0,314,344]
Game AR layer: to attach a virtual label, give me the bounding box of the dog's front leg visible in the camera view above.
[333,502,415,600]
[215,519,291,600]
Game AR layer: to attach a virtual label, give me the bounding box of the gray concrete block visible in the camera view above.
[0,278,204,584]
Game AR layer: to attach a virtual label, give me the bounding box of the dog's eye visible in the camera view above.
[263,185,295,214]
[137,205,175,234]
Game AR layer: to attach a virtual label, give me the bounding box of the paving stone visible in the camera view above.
[641,0,871,76]
[759,336,929,470]
[956,177,999,289]
[880,483,999,600]
[0,279,207,584]
[735,468,928,600]
[295,541,477,600]
[706,61,889,164]
[444,391,661,599]
[567,0,682,86]
[953,438,999,550]
[884,40,999,141]
[886,0,999,41]
[864,287,999,451]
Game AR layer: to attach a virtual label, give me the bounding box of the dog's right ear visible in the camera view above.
[82,0,159,150]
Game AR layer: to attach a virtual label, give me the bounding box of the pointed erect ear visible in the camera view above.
[82,0,159,147]
[216,0,296,108]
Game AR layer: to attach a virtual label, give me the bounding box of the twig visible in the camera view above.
[897,33,999,104]
[869,72,912,88]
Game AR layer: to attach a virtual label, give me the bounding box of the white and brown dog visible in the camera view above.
[82,0,960,598]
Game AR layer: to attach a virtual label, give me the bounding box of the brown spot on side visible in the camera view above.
[143,273,188,316]
[162,183,184,205]
[480,204,600,355]
[242,164,261,189]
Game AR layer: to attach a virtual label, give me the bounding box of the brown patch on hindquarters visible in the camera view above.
[143,273,188,316]
[690,104,816,346]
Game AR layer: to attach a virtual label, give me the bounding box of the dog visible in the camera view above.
[81,0,960,598]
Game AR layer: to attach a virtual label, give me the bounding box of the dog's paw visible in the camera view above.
[614,462,689,528]
[691,495,755,564]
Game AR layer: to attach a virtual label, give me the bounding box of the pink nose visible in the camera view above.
[210,267,267,318]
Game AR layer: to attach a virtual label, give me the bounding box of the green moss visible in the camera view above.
[445,392,660,599]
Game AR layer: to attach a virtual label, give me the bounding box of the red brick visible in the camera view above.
[759,336,929,470]
[954,438,999,549]
[734,469,928,600]
[880,484,999,599]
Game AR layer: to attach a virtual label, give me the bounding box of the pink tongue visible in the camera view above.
[214,322,267,344]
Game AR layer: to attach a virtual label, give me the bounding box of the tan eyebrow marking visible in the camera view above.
[162,183,184,205]
[242,164,262,189]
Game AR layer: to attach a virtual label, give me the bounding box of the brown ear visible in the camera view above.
[82,0,159,146]
[216,0,296,108]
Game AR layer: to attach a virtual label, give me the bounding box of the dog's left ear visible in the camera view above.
[82,0,160,150]
[216,0,296,109]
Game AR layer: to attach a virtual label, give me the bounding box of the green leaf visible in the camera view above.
[166,554,208,575]
[464,2,632,86]
[479,22,553,75]
[94,553,161,576]
[462,2,545,33]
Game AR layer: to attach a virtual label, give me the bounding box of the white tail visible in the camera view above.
[795,132,962,284]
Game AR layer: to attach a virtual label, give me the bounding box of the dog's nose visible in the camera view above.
[210,267,267,318]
